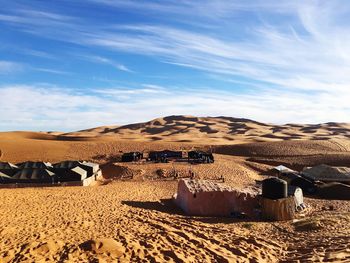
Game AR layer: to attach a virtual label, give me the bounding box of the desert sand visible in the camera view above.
[1,115,350,262]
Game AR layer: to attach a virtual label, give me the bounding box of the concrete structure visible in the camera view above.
[174,179,259,218]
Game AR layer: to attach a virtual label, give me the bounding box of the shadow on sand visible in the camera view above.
[121,199,259,224]
[122,199,184,215]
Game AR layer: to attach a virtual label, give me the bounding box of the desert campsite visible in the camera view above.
[2,0,350,262]
[1,116,350,262]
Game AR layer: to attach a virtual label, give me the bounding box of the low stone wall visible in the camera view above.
[174,179,259,218]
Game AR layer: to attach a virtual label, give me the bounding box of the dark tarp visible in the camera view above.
[12,168,55,183]
[53,161,99,177]
[54,166,87,182]
[303,164,350,183]
[17,161,53,170]
[318,182,350,200]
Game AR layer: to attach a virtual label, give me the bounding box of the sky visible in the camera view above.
[1,0,350,131]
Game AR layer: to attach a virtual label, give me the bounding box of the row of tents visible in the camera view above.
[122,150,214,163]
[0,161,100,184]
[271,164,350,200]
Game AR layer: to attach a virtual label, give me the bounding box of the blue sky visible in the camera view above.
[1,0,350,131]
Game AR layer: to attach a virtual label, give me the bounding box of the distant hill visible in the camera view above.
[59,115,350,144]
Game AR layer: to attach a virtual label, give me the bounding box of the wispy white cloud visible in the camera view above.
[80,22,349,94]
[0,9,73,25]
[21,49,56,59]
[1,1,350,128]
[0,61,70,75]
[88,0,297,20]
[77,55,132,72]
[1,1,333,95]
[32,67,71,75]
[0,61,23,74]
[1,84,349,131]
[2,1,349,95]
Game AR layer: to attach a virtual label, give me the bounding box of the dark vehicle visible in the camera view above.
[121,152,143,162]
[148,150,182,163]
[188,151,214,163]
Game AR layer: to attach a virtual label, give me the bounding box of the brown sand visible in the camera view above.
[60,115,350,144]
[1,116,350,262]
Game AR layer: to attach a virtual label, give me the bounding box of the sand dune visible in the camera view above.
[215,139,350,157]
[60,115,350,144]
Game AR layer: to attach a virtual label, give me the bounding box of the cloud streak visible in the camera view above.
[2,1,348,93]
[78,55,133,72]
[0,1,350,129]
[1,84,349,131]
[0,61,23,74]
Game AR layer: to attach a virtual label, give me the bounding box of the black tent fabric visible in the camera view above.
[12,168,55,183]
[17,161,53,170]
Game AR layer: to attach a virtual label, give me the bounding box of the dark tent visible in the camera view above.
[318,182,350,200]
[0,171,13,183]
[0,162,19,177]
[266,165,296,177]
[79,162,100,177]
[53,160,81,169]
[17,161,53,170]
[53,161,99,177]
[279,173,316,194]
[55,166,87,182]
[122,152,143,162]
[302,164,350,183]
[148,150,182,161]
[0,162,18,169]
[188,151,214,163]
[12,168,55,183]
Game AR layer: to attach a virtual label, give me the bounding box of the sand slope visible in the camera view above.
[2,182,350,262]
[61,115,350,144]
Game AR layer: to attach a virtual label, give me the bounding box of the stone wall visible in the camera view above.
[174,179,259,218]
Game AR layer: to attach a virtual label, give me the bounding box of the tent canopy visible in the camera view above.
[17,161,53,169]
[303,164,350,182]
[272,165,296,174]
[0,162,18,169]
[12,168,55,180]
